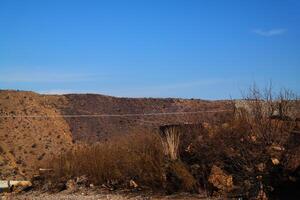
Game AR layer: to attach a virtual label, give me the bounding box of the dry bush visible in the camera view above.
[162,160,197,194]
[235,84,298,146]
[44,130,199,193]
[45,133,165,189]
[183,85,299,198]
[41,85,299,197]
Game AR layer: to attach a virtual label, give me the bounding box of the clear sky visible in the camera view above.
[0,0,299,99]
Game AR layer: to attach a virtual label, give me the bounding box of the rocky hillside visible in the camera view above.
[0,91,73,179]
[62,94,231,141]
[0,90,231,179]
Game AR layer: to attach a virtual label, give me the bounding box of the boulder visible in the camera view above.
[129,180,138,188]
[208,165,233,192]
[65,179,78,192]
[0,180,32,193]
[271,158,280,165]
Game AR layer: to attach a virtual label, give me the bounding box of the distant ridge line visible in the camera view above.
[0,109,231,118]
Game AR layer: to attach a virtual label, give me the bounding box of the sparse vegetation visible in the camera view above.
[1,88,299,199]
[183,85,300,198]
[43,85,300,199]
[45,133,165,189]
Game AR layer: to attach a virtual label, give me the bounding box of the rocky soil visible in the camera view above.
[1,190,213,200]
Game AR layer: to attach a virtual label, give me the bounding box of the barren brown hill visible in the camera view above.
[0,90,231,179]
[0,90,73,179]
[62,94,232,141]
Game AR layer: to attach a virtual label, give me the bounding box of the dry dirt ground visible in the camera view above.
[1,191,214,200]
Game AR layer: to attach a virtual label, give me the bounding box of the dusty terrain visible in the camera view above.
[0,90,231,179]
[2,191,213,200]
[1,90,300,199]
[0,91,73,179]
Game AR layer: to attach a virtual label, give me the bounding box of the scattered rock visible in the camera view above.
[271,158,280,165]
[66,179,78,192]
[208,165,233,192]
[129,180,138,188]
[2,181,33,193]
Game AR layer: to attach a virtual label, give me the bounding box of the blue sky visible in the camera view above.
[0,0,299,99]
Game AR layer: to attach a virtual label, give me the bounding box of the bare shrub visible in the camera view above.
[185,85,299,198]
[235,84,298,146]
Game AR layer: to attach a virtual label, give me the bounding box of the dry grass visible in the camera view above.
[160,126,181,161]
[41,85,299,198]
[44,131,199,193]
[46,133,165,189]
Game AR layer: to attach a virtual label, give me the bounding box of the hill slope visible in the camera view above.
[0,90,231,178]
[62,94,231,141]
[0,91,73,179]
